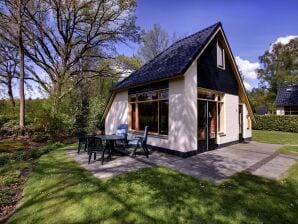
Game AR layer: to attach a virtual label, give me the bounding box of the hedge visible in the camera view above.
[253,115,298,133]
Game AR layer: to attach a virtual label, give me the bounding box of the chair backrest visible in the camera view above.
[87,136,103,151]
[77,130,87,140]
[78,135,87,143]
[115,124,128,138]
[142,126,149,144]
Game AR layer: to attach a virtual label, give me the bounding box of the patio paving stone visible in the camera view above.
[67,141,296,183]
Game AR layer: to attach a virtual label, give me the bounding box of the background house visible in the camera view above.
[103,22,255,157]
[255,106,268,115]
[275,85,298,115]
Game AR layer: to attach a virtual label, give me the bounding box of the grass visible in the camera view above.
[0,161,32,217]
[0,143,66,219]
[278,146,298,156]
[7,147,298,224]
[0,139,25,153]
[252,130,298,145]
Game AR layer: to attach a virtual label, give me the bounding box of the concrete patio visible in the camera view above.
[67,141,297,183]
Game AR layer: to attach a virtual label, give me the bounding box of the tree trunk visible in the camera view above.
[18,0,25,133]
[7,77,15,107]
[51,81,62,114]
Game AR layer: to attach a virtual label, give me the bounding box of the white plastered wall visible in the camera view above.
[276,107,285,115]
[217,94,239,145]
[105,91,128,135]
[242,103,252,139]
[147,61,198,152]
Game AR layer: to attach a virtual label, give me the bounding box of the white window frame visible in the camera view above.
[217,41,225,70]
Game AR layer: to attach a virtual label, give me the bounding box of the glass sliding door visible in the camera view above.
[197,100,218,152]
[239,104,243,142]
[197,100,207,152]
[208,101,217,150]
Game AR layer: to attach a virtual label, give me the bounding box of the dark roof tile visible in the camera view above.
[275,85,298,106]
[113,22,221,91]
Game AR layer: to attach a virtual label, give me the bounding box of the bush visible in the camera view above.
[0,142,64,166]
[253,115,298,133]
[26,109,75,142]
[0,120,20,136]
[0,115,10,128]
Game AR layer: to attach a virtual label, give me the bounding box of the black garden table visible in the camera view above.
[95,135,126,160]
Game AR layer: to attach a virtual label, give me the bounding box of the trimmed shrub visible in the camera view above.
[253,115,298,133]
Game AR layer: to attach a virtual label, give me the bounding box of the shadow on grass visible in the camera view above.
[7,148,298,224]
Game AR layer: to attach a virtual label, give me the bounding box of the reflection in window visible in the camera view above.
[159,101,169,135]
[129,89,169,135]
[198,90,225,134]
[138,102,158,132]
[285,106,298,115]
[137,91,158,101]
[217,41,225,69]
[131,103,136,129]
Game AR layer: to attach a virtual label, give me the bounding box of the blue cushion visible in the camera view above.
[117,124,128,129]
[116,128,127,137]
[128,139,139,145]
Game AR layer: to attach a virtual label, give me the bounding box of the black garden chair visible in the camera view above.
[77,134,87,154]
[128,126,150,158]
[87,136,106,165]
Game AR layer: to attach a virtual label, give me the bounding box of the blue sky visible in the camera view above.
[5,0,298,98]
[118,0,298,90]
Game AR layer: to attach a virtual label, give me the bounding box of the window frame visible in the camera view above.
[197,89,225,135]
[285,106,298,115]
[128,88,169,136]
[217,41,225,70]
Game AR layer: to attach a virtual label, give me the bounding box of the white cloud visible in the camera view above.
[235,56,261,80]
[243,81,252,91]
[270,35,298,52]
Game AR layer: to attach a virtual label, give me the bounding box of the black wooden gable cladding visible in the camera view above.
[113,22,221,91]
[197,37,238,95]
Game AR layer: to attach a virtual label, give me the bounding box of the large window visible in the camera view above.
[285,106,298,115]
[129,89,169,135]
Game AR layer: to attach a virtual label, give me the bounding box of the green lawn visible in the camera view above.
[0,143,65,219]
[0,161,31,210]
[252,130,298,145]
[7,147,298,224]
[0,139,25,153]
[278,146,298,156]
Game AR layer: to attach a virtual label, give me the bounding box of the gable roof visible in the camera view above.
[275,85,298,106]
[113,22,221,91]
[103,22,256,123]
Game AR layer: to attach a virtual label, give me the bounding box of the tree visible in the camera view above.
[0,40,18,106]
[248,87,269,113]
[21,0,139,109]
[0,0,30,130]
[0,38,44,104]
[138,24,170,63]
[1,0,139,112]
[17,0,26,131]
[257,38,298,104]
[115,54,142,72]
